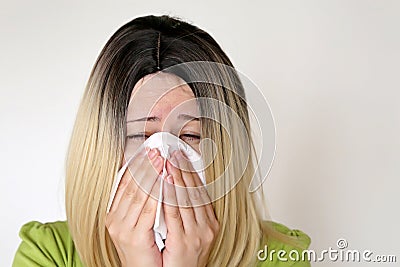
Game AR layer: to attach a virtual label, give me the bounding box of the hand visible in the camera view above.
[162,150,219,267]
[106,148,163,267]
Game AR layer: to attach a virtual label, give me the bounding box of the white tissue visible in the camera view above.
[106,132,205,251]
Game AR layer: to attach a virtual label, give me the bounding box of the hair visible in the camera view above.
[65,14,282,266]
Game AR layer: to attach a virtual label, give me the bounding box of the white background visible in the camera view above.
[1,1,399,266]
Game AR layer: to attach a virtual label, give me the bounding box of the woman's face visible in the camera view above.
[124,72,201,160]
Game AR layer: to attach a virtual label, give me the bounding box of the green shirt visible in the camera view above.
[12,220,311,266]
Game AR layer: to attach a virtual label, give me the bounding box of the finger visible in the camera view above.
[167,153,196,230]
[134,176,161,231]
[175,150,209,225]
[114,154,163,221]
[123,154,163,227]
[162,173,184,235]
[109,151,147,214]
[129,148,162,192]
[178,149,217,226]
[190,160,218,225]
[108,169,133,214]
[175,150,207,207]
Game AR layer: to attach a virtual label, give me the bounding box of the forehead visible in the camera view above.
[127,72,197,119]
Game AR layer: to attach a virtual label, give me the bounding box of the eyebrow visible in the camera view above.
[127,114,199,123]
[127,116,160,123]
[177,114,200,121]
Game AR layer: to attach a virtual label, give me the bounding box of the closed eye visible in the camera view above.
[126,133,150,140]
[179,133,200,143]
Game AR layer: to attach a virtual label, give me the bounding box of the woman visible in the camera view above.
[13,15,311,267]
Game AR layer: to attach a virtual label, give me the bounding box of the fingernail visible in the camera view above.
[154,156,162,167]
[166,174,174,184]
[148,148,157,159]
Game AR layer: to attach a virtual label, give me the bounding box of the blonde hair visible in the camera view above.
[65,15,282,266]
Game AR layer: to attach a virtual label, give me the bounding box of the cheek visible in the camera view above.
[187,143,201,155]
[124,141,141,160]
[123,133,147,162]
